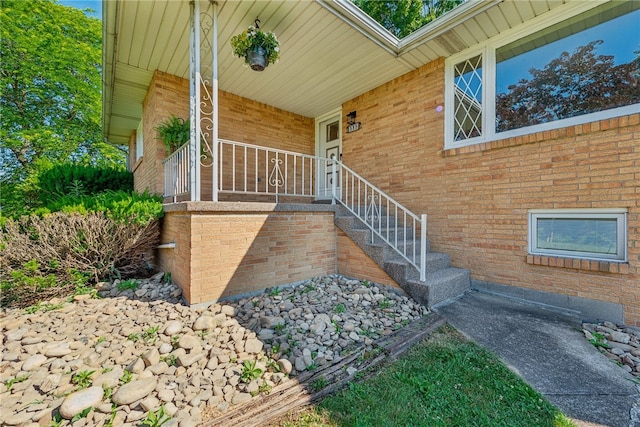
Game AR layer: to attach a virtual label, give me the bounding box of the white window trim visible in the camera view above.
[528,208,628,263]
[444,1,640,150]
[135,120,144,160]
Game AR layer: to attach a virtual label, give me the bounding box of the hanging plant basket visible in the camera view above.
[247,46,267,71]
[230,20,280,72]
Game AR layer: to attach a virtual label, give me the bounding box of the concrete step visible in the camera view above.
[335,204,470,308]
[375,238,431,257]
[405,268,471,307]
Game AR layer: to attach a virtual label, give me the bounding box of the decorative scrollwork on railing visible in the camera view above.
[199,11,214,79]
[268,157,284,189]
[198,76,214,167]
[365,193,380,223]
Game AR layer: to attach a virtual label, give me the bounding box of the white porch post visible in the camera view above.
[420,214,427,281]
[189,0,202,201]
[331,159,337,205]
[211,0,219,202]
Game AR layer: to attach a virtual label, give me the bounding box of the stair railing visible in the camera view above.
[333,161,427,281]
[163,141,191,202]
[163,140,427,280]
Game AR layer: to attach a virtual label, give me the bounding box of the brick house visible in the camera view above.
[103,0,640,325]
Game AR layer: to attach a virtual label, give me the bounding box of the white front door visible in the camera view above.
[316,114,341,200]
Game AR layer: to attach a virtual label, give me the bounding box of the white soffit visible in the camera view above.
[103,0,570,146]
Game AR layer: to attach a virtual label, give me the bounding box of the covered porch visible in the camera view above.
[101,0,495,305]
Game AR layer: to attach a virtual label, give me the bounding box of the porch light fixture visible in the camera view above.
[346,111,361,133]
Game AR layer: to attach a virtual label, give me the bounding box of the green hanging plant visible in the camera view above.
[230,24,280,69]
[155,115,190,155]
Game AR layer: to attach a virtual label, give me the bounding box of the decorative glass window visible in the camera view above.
[446,2,640,148]
[453,55,483,141]
[135,120,143,160]
[528,209,627,262]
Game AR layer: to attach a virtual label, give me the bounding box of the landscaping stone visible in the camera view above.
[583,322,640,377]
[21,354,47,371]
[59,386,104,419]
[0,274,428,426]
[112,378,157,405]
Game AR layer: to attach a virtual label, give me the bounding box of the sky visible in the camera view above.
[58,0,101,19]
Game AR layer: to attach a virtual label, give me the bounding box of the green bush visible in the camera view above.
[1,162,134,219]
[37,163,133,202]
[37,190,163,225]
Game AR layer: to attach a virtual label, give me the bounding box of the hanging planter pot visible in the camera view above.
[230,19,280,72]
[247,46,267,71]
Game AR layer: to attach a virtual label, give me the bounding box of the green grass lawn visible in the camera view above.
[274,325,575,427]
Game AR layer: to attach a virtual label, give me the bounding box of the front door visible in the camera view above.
[316,115,341,200]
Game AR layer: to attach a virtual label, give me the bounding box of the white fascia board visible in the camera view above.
[102,0,118,141]
[398,0,502,52]
[316,0,503,56]
[315,0,399,55]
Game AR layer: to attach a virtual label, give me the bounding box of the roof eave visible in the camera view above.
[102,0,118,142]
[317,0,505,56]
[398,0,503,53]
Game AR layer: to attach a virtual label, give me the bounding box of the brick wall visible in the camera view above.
[135,71,314,197]
[158,206,337,304]
[158,213,192,301]
[337,229,400,289]
[342,58,640,325]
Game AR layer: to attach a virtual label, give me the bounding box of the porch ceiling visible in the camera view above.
[103,0,570,146]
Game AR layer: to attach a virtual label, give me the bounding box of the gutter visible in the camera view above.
[316,0,503,56]
[101,0,119,143]
[398,0,503,52]
[316,0,399,56]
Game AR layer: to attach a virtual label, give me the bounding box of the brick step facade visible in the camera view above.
[335,207,470,307]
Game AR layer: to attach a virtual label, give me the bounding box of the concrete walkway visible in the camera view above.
[435,291,640,427]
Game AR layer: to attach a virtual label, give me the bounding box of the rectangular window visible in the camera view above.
[135,120,143,160]
[446,2,640,148]
[496,2,640,133]
[528,209,627,262]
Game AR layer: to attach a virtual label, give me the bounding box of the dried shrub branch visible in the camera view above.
[0,212,159,308]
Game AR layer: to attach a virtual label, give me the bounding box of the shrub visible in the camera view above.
[1,162,134,219]
[36,163,132,202]
[37,190,163,225]
[0,212,160,308]
[0,192,163,308]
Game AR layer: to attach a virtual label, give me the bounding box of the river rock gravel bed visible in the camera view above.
[0,274,428,426]
[582,321,640,376]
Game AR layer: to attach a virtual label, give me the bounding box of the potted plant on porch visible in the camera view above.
[156,115,190,155]
[230,22,280,71]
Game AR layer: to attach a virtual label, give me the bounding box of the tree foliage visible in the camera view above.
[496,41,640,132]
[0,0,124,182]
[352,0,466,38]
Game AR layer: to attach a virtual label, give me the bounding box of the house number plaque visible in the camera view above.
[346,122,361,133]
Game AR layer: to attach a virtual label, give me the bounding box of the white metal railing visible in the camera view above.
[162,139,427,280]
[335,162,427,281]
[163,142,190,201]
[217,139,332,202]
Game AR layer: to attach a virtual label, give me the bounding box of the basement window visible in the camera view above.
[528,209,627,262]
